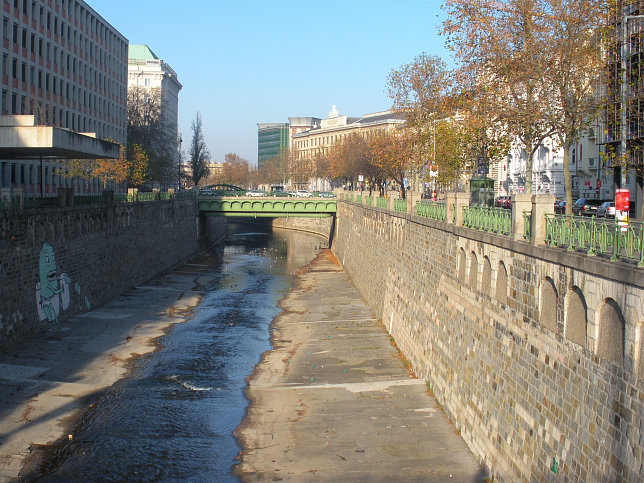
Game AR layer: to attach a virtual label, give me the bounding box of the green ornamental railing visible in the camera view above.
[545,214,644,266]
[376,197,386,208]
[416,201,447,221]
[462,205,512,236]
[523,211,532,240]
[394,199,407,212]
[355,195,362,204]
[364,196,372,206]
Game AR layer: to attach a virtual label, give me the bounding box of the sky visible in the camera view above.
[90,0,450,166]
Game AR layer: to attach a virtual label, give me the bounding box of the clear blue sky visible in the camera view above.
[90,0,450,166]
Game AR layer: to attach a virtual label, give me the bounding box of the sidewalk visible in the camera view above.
[234,250,485,481]
[0,255,220,481]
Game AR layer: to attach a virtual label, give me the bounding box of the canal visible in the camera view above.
[32,221,327,482]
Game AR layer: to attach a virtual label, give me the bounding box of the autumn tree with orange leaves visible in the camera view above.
[367,128,417,199]
[443,0,606,209]
[442,0,555,195]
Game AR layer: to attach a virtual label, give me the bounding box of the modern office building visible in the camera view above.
[0,0,128,196]
[257,122,288,172]
[127,44,181,154]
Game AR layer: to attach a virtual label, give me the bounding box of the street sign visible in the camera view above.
[616,189,629,232]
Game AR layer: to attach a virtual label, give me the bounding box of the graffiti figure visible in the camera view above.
[35,243,70,323]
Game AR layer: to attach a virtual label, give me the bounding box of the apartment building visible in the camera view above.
[127,44,181,153]
[0,0,127,196]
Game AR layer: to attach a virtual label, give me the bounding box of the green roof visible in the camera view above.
[128,44,159,61]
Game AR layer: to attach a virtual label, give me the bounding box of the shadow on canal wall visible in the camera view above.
[332,200,644,482]
[0,199,199,352]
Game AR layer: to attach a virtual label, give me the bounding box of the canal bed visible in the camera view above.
[31,222,326,481]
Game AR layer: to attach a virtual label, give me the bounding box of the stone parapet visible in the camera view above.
[332,201,644,482]
[0,199,199,351]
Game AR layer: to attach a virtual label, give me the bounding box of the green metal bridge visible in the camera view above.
[198,196,337,217]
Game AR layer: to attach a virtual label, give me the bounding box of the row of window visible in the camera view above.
[1,88,126,142]
[3,53,124,106]
[7,0,127,56]
[2,17,125,82]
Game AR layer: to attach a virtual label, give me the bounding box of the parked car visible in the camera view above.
[318,191,336,198]
[295,190,313,197]
[597,201,616,218]
[554,199,566,214]
[245,189,267,197]
[271,190,290,197]
[572,198,606,216]
[494,196,511,209]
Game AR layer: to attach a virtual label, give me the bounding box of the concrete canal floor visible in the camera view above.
[0,248,485,481]
[234,250,485,481]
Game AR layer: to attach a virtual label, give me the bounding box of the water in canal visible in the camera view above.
[32,221,327,482]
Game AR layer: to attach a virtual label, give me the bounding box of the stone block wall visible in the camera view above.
[0,199,198,351]
[332,201,644,481]
[271,216,334,242]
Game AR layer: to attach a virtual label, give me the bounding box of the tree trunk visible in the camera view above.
[562,139,573,215]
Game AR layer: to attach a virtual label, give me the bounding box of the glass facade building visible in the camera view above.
[257,123,289,171]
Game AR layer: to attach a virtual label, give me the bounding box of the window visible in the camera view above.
[2,18,8,40]
[11,58,16,78]
[12,23,17,43]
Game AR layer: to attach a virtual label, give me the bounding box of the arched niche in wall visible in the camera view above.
[597,298,625,366]
[469,252,478,289]
[496,261,508,304]
[481,256,492,296]
[540,277,558,332]
[565,286,587,349]
[458,248,466,283]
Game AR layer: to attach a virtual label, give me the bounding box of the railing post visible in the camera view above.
[387,190,397,211]
[455,192,469,226]
[531,194,555,245]
[445,192,456,224]
[408,190,421,214]
[512,194,532,241]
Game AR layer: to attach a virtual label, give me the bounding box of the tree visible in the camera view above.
[128,87,177,186]
[126,143,149,187]
[260,148,290,186]
[189,112,209,187]
[93,144,129,186]
[443,0,555,195]
[544,0,606,214]
[367,128,417,198]
[222,153,251,187]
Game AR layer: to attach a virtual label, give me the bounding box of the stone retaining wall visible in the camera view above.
[0,199,198,352]
[332,201,644,481]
